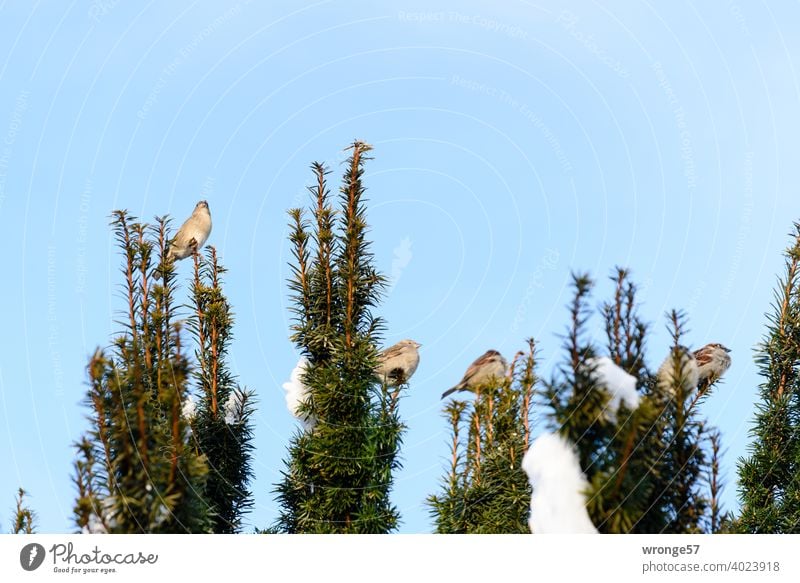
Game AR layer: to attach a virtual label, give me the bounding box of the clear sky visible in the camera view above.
[0,0,798,534]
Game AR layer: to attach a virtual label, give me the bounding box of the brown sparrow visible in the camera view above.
[167,200,212,261]
[693,343,731,385]
[441,349,508,399]
[656,345,700,397]
[375,339,421,387]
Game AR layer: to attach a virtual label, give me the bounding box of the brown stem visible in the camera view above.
[169,329,184,486]
[314,164,333,330]
[450,418,460,479]
[522,339,536,448]
[686,380,712,415]
[210,247,219,287]
[507,350,524,379]
[121,217,138,344]
[89,353,114,492]
[211,323,219,416]
[776,253,798,399]
[169,396,180,486]
[623,284,637,365]
[290,211,312,331]
[473,416,481,483]
[612,270,624,365]
[136,396,148,469]
[472,389,482,483]
[137,227,152,370]
[209,247,219,415]
[159,223,172,359]
[193,250,206,402]
[709,431,722,533]
[612,423,637,495]
[343,142,365,349]
[389,387,401,412]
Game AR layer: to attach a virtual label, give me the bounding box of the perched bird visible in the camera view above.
[693,343,731,386]
[167,200,212,261]
[375,339,421,387]
[656,345,700,397]
[441,349,508,399]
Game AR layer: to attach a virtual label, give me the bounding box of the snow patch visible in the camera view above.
[523,432,597,534]
[153,502,171,528]
[81,513,107,534]
[282,357,316,431]
[182,396,197,421]
[82,496,116,534]
[224,390,245,425]
[588,356,640,422]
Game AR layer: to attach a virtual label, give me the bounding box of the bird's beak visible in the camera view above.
[724,346,731,353]
[416,342,422,349]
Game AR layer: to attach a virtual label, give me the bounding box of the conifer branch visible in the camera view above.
[111,211,140,344]
[521,339,536,448]
[11,488,36,534]
[276,142,399,533]
[708,429,725,533]
[737,222,800,532]
[312,162,334,334]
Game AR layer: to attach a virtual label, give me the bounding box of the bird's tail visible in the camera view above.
[441,385,461,399]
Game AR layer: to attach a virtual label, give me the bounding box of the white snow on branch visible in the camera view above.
[182,396,197,422]
[523,432,598,534]
[282,357,316,431]
[81,513,107,534]
[588,356,640,422]
[152,502,171,528]
[224,390,247,425]
[82,497,115,534]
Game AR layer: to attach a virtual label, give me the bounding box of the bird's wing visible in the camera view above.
[171,220,191,245]
[460,352,492,384]
[693,347,713,366]
[380,344,405,362]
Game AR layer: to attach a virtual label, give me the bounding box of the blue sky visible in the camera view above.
[0,0,798,533]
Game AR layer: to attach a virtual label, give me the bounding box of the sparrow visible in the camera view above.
[441,349,508,399]
[375,339,421,387]
[656,345,700,397]
[693,343,731,386]
[167,200,212,261]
